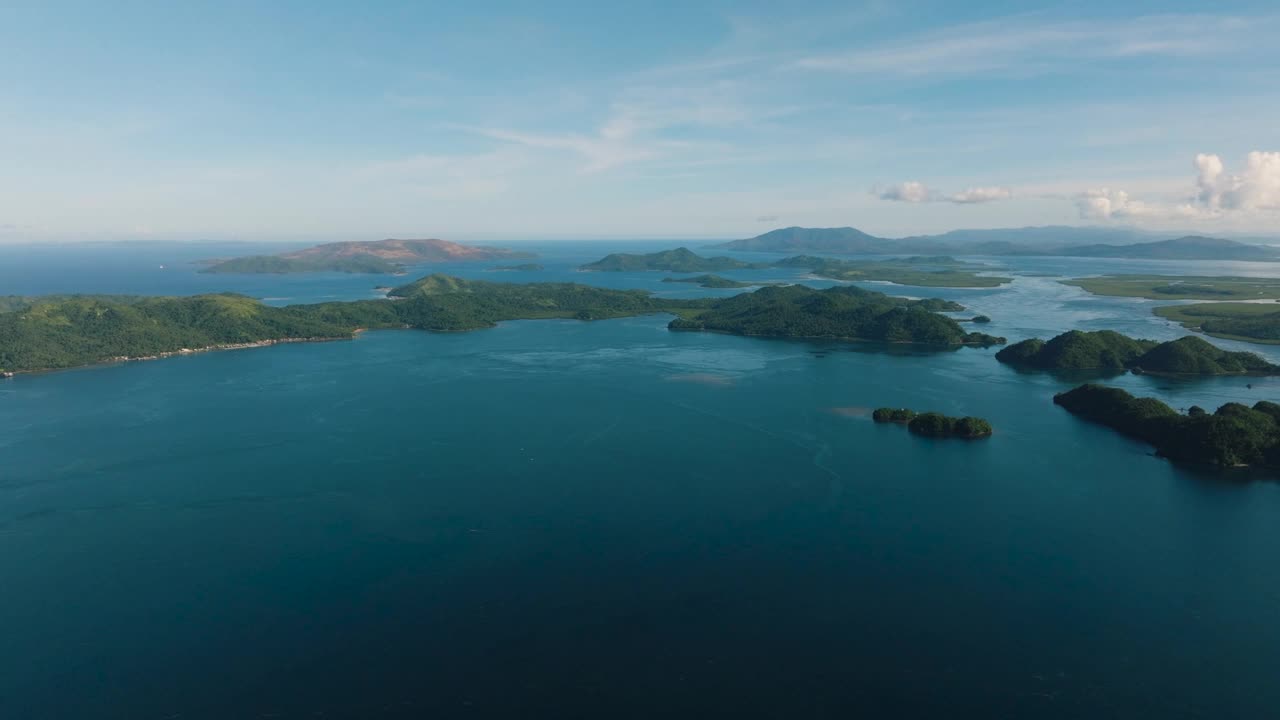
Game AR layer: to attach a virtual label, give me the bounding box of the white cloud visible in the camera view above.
[880,182,1012,204]
[1078,151,1280,222]
[1196,151,1280,211]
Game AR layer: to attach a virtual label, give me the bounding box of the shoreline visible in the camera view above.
[2,333,362,379]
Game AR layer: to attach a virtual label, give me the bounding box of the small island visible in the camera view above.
[1054,384,1280,469]
[873,407,993,438]
[490,263,545,272]
[580,247,765,273]
[995,330,1279,375]
[660,274,779,289]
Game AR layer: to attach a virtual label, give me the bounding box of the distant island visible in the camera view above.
[201,238,534,274]
[873,407,993,438]
[490,263,544,272]
[995,330,1279,375]
[1154,303,1280,345]
[714,226,1280,261]
[0,275,998,375]
[668,284,1004,346]
[581,248,1009,288]
[1055,384,1280,469]
[661,274,779,289]
[1063,275,1280,301]
[580,247,765,272]
[774,255,1010,288]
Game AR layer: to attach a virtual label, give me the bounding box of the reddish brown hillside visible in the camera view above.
[282,238,523,262]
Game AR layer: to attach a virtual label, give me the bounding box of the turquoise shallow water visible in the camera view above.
[2,243,1280,717]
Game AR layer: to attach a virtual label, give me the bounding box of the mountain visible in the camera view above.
[580,247,764,272]
[202,238,533,274]
[715,227,1280,261]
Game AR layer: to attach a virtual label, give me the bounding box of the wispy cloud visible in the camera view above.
[793,14,1269,76]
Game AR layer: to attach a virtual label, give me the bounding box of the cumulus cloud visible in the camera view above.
[1078,151,1280,221]
[880,181,1012,204]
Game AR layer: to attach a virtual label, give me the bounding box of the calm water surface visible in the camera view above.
[2,242,1279,718]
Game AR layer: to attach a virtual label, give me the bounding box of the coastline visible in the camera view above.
[1,333,362,379]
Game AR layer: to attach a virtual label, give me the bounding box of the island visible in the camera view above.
[201,238,533,274]
[1054,384,1280,469]
[490,263,545,272]
[579,248,1011,288]
[1062,275,1280,301]
[995,330,1278,375]
[1153,303,1280,345]
[773,255,1011,288]
[579,247,765,272]
[0,275,1005,376]
[873,407,993,438]
[660,274,779,289]
[667,284,1005,346]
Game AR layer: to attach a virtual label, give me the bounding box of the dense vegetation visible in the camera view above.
[660,274,772,289]
[995,330,1278,375]
[1,274,1006,374]
[1054,384,1280,469]
[201,255,403,274]
[774,255,1011,288]
[668,284,1004,346]
[580,247,763,272]
[872,407,917,423]
[1063,275,1280,301]
[1154,303,1280,344]
[874,407,992,438]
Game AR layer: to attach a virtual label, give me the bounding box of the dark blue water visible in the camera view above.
[2,243,1279,718]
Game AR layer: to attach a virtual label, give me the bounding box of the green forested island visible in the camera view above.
[661,274,777,289]
[668,284,1004,346]
[580,247,764,272]
[490,263,545,271]
[0,274,999,375]
[1154,303,1280,344]
[579,247,1009,287]
[1063,275,1280,301]
[995,330,1278,375]
[774,255,1011,288]
[873,407,993,438]
[1055,384,1280,469]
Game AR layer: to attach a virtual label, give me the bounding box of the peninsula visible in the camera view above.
[0,275,999,375]
[660,275,779,289]
[201,238,533,274]
[1154,303,1280,344]
[1063,275,1280,301]
[1055,384,1280,470]
[995,330,1278,375]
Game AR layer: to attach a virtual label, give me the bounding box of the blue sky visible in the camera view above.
[3,0,1279,241]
